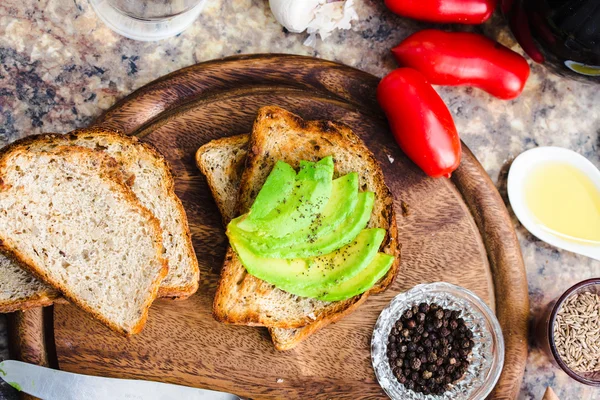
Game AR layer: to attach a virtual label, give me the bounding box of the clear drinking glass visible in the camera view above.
[89,0,207,41]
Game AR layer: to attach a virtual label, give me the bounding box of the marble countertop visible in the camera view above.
[0,0,598,399]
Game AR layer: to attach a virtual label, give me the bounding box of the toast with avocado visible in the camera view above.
[197,134,377,349]
[197,106,400,349]
[0,129,199,313]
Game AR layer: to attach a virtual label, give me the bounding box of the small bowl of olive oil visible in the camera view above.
[507,146,600,260]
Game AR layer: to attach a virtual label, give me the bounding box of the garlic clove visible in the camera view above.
[269,0,323,33]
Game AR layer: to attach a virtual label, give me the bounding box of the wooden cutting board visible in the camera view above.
[8,55,529,399]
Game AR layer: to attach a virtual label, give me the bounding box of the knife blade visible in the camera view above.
[0,360,241,400]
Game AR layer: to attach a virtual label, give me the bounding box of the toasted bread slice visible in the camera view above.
[198,107,400,342]
[0,145,167,334]
[0,130,199,305]
[196,134,249,226]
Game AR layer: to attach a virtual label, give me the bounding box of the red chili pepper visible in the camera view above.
[384,0,497,24]
[509,2,545,63]
[391,30,531,100]
[377,68,461,178]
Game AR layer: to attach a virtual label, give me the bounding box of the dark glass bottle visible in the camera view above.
[516,0,600,82]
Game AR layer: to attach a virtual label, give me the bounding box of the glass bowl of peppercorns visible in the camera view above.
[371,282,504,399]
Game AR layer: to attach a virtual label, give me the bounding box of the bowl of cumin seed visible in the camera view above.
[543,278,600,386]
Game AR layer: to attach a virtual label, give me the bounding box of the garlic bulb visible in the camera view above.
[269,0,358,46]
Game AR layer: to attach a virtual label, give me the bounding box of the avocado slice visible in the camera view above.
[246,160,296,220]
[236,156,334,238]
[230,189,374,259]
[230,228,386,289]
[308,253,394,301]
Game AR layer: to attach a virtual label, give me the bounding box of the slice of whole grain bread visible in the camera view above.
[0,145,167,334]
[0,129,199,309]
[0,253,60,313]
[196,106,400,348]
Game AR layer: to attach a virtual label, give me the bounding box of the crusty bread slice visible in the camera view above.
[0,145,167,334]
[196,134,249,226]
[198,107,400,344]
[0,253,60,313]
[15,130,199,299]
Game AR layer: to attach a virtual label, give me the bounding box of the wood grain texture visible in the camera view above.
[451,147,529,399]
[7,308,52,400]
[8,55,528,399]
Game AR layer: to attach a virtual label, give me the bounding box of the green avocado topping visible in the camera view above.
[227,156,394,301]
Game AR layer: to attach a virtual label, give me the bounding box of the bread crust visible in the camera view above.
[209,107,401,332]
[0,145,168,335]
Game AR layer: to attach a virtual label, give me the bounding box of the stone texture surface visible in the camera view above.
[0,0,599,399]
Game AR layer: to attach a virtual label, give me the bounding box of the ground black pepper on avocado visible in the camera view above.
[387,302,474,395]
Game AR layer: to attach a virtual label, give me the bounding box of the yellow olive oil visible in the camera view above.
[525,163,600,244]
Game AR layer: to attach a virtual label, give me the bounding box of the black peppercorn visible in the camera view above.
[416,312,426,323]
[411,357,422,370]
[427,352,438,363]
[399,344,408,353]
[419,302,429,313]
[402,328,410,337]
[403,310,413,319]
[440,346,450,358]
[433,319,443,329]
